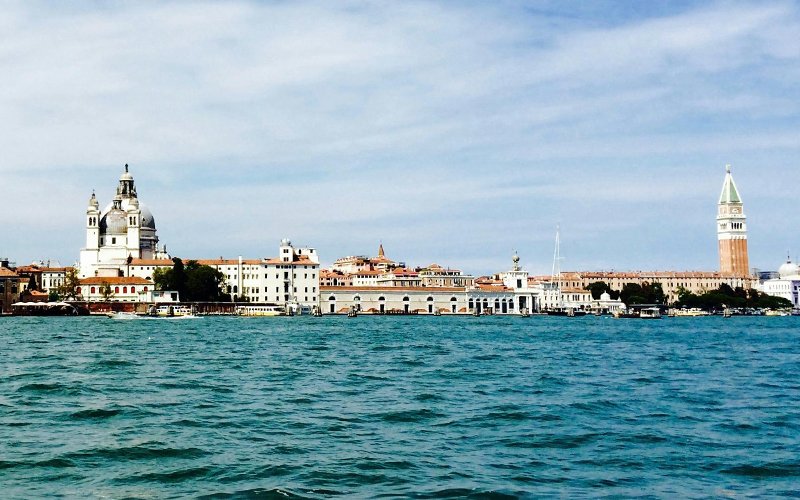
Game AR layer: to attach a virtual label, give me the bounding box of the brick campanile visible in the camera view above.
[717,164,750,276]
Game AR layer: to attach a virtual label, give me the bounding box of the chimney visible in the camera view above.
[0,258,9,268]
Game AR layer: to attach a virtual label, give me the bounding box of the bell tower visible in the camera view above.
[717,164,750,276]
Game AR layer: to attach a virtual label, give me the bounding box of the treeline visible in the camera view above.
[585,281,665,305]
[153,258,231,302]
[585,281,792,310]
[674,284,791,310]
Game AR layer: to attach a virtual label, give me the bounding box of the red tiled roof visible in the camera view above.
[129,259,174,266]
[0,268,20,278]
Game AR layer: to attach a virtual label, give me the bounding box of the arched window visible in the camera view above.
[131,287,136,293]
[427,296,434,302]
[403,296,410,301]
[123,287,127,293]
[90,287,96,294]
[378,296,385,301]
[76,286,81,294]
[144,286,148,292]
[450,297,457,301]
[354,295,361,302]
[328,295,336,301]
[115,287,120,293]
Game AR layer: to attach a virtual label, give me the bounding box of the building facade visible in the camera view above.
[718,164,750,276]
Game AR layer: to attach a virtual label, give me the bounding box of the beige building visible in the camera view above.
[533,271,755,304]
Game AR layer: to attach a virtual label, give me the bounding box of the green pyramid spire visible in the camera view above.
[719,164,742,204]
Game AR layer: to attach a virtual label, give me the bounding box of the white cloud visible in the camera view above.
[0,1,798,273]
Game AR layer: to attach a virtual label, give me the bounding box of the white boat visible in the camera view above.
[671,308,710,317]
[236,305,284,317]
[151,304,197,317]
[107,311,139,320]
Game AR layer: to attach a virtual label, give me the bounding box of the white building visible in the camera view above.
[128,239,321,310]
[79,165,170,279]
[759,258,800,309]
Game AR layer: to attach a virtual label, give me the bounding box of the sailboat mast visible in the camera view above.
[551,225,561,290]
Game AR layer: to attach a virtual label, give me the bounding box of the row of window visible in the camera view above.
[76,286,149,294]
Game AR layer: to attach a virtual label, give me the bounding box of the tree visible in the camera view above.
[185,264,229,301]
[585,281,620,300]
[100,283,114,301]
[153,258,229,302]
[56,269,81,300]
[620,282,664,306]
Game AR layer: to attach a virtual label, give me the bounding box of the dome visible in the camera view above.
[600,292,612,301]
[778,260,800,278]
[120,163,133,181]
[140,205,156,229]
[99,209,127,235]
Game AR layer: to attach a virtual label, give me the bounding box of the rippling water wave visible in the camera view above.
[2,316,799,497]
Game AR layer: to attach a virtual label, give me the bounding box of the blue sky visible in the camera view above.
[1,0,798,275]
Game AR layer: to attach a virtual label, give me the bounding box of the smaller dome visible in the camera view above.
[778,260,800,278]
[120,163,133,181]
[88,192,99,209]
[600,292,612,301]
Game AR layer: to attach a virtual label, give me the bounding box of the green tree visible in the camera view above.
[185,264,229,301]
[100,283,114,301]
[56,269,81,300]
[153,258,229,302]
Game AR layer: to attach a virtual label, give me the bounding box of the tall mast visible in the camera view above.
[551,224,562,290]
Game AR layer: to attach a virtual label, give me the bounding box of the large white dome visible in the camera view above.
[778,260,800,278]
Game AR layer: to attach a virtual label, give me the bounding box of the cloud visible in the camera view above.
[0,1,798,273]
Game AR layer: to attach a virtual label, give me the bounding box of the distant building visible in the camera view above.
[717,164,750,276]
[0,261,21,313]
[77,276,154,302]
[14,264,71,296]
[128,239,321,310]
[533,271,755,304]
[79,164,170,279]
[322,252,539,315]
[758,257,800,308]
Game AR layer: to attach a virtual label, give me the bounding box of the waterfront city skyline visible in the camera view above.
[1,1,798,275]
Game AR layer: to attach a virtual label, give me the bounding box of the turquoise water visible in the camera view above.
[1,315,799,498]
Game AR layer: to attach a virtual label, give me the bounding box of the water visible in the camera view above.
[1,315,799,498]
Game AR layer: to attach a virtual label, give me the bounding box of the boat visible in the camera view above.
[671,308,710,317]
[149,304,197,317]
[765,309,791,317]
[613,307,662,319]
[639,307,662,319]
[545,307,588,317]
[236,305,284,317]
[107,311,139,320]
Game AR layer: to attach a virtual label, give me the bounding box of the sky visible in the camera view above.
[1,0,798,276]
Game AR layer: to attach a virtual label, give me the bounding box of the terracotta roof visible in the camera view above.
[263,256,318,265]
[474,284,509,292]
[129,259,174,266]
[196,259,262,266]
[354,270,383,276]
[321,286,466,293]
[0,268,20,277]
[79,277,153,285]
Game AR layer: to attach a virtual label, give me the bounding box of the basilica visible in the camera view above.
[78,165,170,278]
